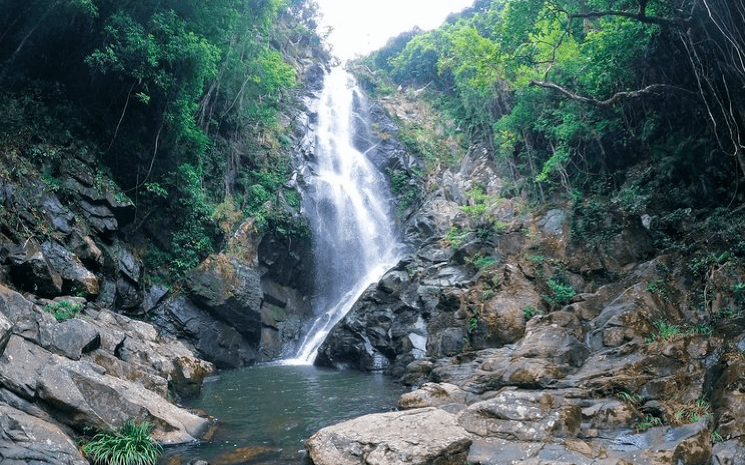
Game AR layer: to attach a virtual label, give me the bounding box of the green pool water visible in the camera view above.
[161,364,406,464]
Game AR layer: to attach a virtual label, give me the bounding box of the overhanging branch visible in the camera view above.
[566,10,686,27]
[528,80,683,106]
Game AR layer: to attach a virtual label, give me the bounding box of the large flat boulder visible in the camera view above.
[0,402,88,465]
[0,335,207,444]
[306,407,472,465]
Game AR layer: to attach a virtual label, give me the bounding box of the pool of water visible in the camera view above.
[161,364,406,465]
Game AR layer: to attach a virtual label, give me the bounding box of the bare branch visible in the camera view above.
[566,10,687,27]
[528,80,681,106]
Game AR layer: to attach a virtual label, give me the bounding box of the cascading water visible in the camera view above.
[287,67,403,364]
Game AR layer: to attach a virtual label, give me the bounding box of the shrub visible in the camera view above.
[543,279,575,307]
[645,319,682,343]
[83,420,162,465]
[523,305,543,319]
[43,300,83,322]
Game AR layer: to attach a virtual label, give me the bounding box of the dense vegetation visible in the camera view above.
[0,0,326,279]
[356,0,745,254]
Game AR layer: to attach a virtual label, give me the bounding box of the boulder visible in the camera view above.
[457,388,582,441]
[117,244,142,283]
[0,402,88,465]
[0,311,11,355]
[3,243,63,296]
[89,309,215,398]
[472,264,541,349]
[41,241,99,295]
[306,407,472,465]
[398,382,469,410]
[0,335,206,444]
[41,194,75,235]
[187,254,263,343]
[41,317,100,360]
[713,360,745,441]
[79,199,118,234]
[153,296,256,368]
[115,276,140,311]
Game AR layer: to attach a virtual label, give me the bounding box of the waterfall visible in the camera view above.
[286,67,403,364]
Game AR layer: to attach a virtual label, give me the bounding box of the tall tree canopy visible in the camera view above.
[359,0,745,210]
[0,0,326,276]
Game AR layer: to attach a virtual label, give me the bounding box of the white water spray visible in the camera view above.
[285,68,402,364]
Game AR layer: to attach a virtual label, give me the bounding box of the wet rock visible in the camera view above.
[3,243,63,296]
[41,194,75,235]
[400,358,433,386]
[115,276,140,312]
[306,407,472,465]
[42,317,100,360]
[0,402,88,465]
[258,278,311,360]
[79,199,118,234]
[187,254,263,344]
[210,446,279,464]
[153,296,256,368]
[41,241,99,295]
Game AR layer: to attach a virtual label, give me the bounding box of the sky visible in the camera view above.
[314,0,475,60]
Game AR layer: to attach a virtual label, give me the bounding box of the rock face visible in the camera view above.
[0,403,89,465]
[305,91,745,464]
[0,283,215,458]
[306,407,472,465]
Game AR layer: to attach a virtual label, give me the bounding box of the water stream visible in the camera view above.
[287,67,403,363]
[160,68,406,463]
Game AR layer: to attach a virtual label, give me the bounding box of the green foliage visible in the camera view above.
[387,168,421,215]
[714,307,742,320]
[671,398,712,426]
[0,0,320,285]
[646,319,682,343]
[83,420,162,465]
[355,0,745,222]
[444,226,472,250]
[467,316,479,334]
[617,391,644,405]
[543,279,575,307]
[523,305,543,320]
[634,414,662,433]
[44,300,84,322]
[644,319,712,343]
[733,282,745,306]
[471,255,499,270]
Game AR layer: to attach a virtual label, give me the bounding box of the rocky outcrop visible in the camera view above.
[0,283,215,458]
[306,407,472,465]
[305,92,745,464]
[0,403,88,465]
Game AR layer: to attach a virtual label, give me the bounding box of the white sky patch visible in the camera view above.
[315,0,475,60]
